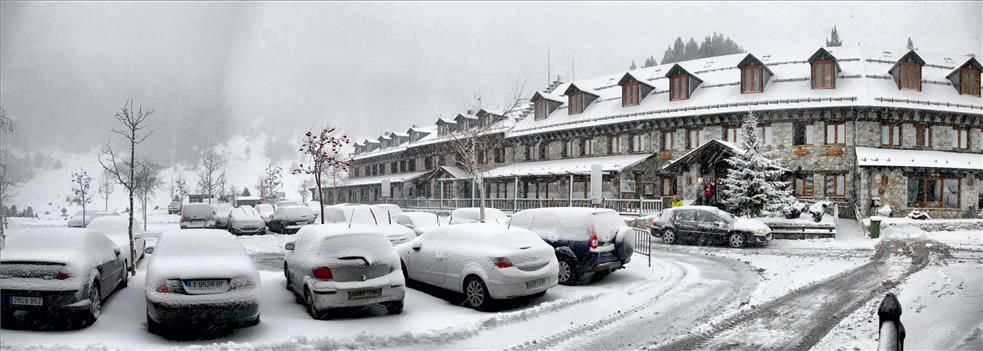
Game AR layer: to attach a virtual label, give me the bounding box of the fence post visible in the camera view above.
[513,177,519,213]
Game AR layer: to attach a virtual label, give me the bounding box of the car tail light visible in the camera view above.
[312,266,333,280]
[56,271,70,280]
[156,281,170,293]
[651,219,657,227]
[590,231,599,250]
[494,257,513,269]
[230,277,253,289]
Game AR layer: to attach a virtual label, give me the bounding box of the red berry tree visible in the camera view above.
[294,127,351,223]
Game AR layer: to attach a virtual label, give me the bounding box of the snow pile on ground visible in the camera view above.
[871,218,983,232]
[879,224,983,251]
[237,234,294,255]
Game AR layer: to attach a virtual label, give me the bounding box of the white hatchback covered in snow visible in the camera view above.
[144,230,261,334]
[322,204,416,245]
[268,206,316,234]
[448,207,510,225]
[283,224,406,319]
[255,203,275,223]
[396,223,558,310]
[67,210,116,228]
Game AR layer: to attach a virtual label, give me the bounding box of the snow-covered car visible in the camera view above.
[510,208,634,285]
[396,223,558,310]
[373,204,403,215]
[144,230,260,334]
[323,204,415,245]
[255,203,275,223]
[211,203,234,228]
[268,206,316,234]
[448,207,509,225]
[86,216,147,265]
[180,203,216,229]
[67,210,115,228]
[283,224,405,319]
[228,206,267,235]
[392,212,441,236]
[647,208,677,238]
[654,206,772,248]
[167,201,181,215]
[0,228,128,326]
[276,200,299,208]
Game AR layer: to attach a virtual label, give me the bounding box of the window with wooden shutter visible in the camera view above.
[812,60,835,89]
[534,100,547,120]
[723,125,739,143]
[622,80,640,106]
[825,123,845,145]
[742,65,763,93]
[961,66,981,96]
[952,128,970,150]
[670,74,689,100]
[569,93,584,115]
[793,174,814,197]
[900,62,922,91]
[915,124,931,148]
[662,130,674,150]
[881,124,901,147]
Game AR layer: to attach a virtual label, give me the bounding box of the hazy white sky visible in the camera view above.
[2,1,980,166]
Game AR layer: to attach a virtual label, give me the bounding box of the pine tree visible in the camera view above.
[241,187,251,196]
[826,26,843,47]
[906,37,915,50]
[721,111,796,217]
[629,61,637,70]
[684,38,700,61]
[643,55,658,68]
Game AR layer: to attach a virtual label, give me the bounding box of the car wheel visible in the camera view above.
[284,265,294,291]
[119,266,128,289]
[463,277,491,310]
[557,256,579,285]
[400,261,410,283]
[146,313,161,335]
[305,288,323,319]
[728,232,747,248]
[662,229,678,245]
[81,281,101,325]
[385,300,404,315]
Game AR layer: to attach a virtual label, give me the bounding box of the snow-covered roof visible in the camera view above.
[855,147,982,171]
[532,91,565,103]
[438,165,470,180]
[482,153,654,178]
[509,46,982,138]
[327,171,429,187]
[663,139,741,171]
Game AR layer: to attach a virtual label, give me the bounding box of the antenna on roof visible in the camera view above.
[572,57,576,81]
[547,49,551,88]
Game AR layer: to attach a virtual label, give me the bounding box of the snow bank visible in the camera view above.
[870,218,983,233]
[879,225,983,251]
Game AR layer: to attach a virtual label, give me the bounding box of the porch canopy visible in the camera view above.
[424,166,471,182]
[327,170,429,188]
[662,139,741,173]
[482,153,655,179]
[856,147,983,171]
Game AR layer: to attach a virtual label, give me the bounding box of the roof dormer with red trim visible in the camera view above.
[946,57,981,97]
[889,50,925,91]
[563,84,600,115]
[664,64,702,101]
[736,53,774,94]
[617,72,654,106]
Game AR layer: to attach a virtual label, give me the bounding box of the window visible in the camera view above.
[661,176,676,196]
[915,124,931,148]
[812,60,835,89]
[670,74,689,100]
[881,124,902,147]
[908,176,960,208]
[631,134,645,152]
[424,156,433,170]
[569,93,584,115]
[899,62,921,91]
[793,174,814,197]
[494,147,505,163]
[723,125,739,144]
[794,123,815,145]
[622,80,640,106]
[952,128,970,150]
[742,65,763,93]
[662,130,674,150]
[758,124,773,145]
[353,167,359,177]
[825,123,845,145]
[538,142,549,160]
[478,149,486,164]
[534,100,548,120]
[960,66,981,96]
[824,174,846,197]
[686,129,701,149]
[582,138,595,156]
[524,144,533,160]
[390,162,397,174]
[608,135,621,154]
[408,159,416,172]
[563,140,574,157]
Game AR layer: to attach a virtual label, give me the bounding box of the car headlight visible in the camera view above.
[755,227,770,235]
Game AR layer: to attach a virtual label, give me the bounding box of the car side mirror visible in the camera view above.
[404,223,415,229]
[285,242,295,251]
[114,247,121,256]
[144,247,154,255]
[411,239,422,251]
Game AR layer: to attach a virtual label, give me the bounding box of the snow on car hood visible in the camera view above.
[733,218,771,234]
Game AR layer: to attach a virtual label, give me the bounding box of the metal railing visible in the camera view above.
[387,198,662,216]
[633,228,652,267]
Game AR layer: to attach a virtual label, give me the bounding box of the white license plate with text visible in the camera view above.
[10,296,43,306]
[185,279,229,292]
[525,278,547,289]
[348,288,382,300]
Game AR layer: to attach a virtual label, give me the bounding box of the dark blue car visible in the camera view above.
[509,208,633,285]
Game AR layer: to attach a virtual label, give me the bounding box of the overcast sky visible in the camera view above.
[2,1,980,167]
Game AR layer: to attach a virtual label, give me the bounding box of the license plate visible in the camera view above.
[347,288,382,300]
[10,296,42,306]
[185,279,228,292]
[525,278,547,289]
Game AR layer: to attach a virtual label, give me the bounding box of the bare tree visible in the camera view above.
[71,169,94,224]
[444,85,526,223]
[294,127,352,223]
[134,161,163,231]
[197,150,223,203]
[97,170,115,211]
[260,164,283,202]
[175,175,189,202]
[99,100,154,275]
[298,181,311,204]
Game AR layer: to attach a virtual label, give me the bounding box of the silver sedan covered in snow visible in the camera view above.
[228,206,267,235]
[283,224,405,319]
[322,204,416,245]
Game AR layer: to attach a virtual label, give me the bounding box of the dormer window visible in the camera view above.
[947,57,982,97]
[618,73,654,107]
[535,100,548,120]
[737,54,773,94]
[808,48,840,90]
[665,64,701,101]
[889,50,925,91]
[531,92,565,120]
[569,92,585,114]
[563,84,599,116]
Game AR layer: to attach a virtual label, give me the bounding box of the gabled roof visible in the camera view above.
[946,57,982,80]
[378,134,392,140]
[365,139,379,145]
[664,64,703,83]
[532,91,565,103]
[455,113,478,121]
[617,72,656,88]
[807,47,842,70]
[563,83,600,97]
[888,49,927,74]
[736,53,774,75]
[435,117,457,125]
